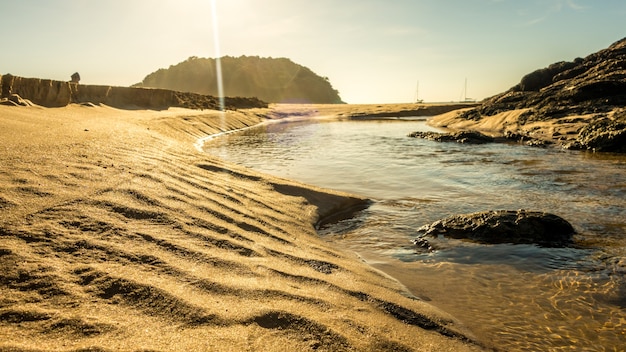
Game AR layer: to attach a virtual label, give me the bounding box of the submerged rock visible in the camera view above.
[409,129,553,148]
[408,130,495,144]
[414,210,575,247]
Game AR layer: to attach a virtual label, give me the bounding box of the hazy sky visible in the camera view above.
[1,0,625,103]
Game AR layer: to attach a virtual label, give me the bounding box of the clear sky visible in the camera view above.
[1,0,625,103]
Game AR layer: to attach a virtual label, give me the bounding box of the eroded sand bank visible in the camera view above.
[0,104,484,351]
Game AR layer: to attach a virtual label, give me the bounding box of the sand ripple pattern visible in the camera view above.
[0,106,480,351]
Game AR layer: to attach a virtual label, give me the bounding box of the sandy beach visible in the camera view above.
[0,103,483,351]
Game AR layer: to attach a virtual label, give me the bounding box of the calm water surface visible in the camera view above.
[205,119,626,351]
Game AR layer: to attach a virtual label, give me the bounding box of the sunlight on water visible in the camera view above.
[204,119,626,351]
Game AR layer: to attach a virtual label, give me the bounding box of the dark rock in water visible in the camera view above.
[414,210,575,247]
[408,130,494,144]
[568,113,626,152]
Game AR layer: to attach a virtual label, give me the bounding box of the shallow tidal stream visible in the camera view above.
[204,118,626,351]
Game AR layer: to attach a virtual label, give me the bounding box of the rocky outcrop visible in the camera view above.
[461,37,626,122]
[0,73,267,110]
[442,38,626,152]
[413,210,575,249]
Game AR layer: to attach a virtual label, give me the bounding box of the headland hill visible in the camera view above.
[1,37,625,351]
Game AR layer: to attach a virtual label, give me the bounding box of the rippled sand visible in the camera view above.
[0,104,482,351]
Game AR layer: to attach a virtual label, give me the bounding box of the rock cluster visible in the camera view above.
[408,129,554,148]
[568,110,626,152]
[413,210,575,248]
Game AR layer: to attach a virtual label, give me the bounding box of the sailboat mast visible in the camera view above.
[415,80,419,102]
[415,80,423,103]
[463,77,467,101]
[461,78,476,103]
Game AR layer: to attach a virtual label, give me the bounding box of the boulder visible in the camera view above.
[414,210,575,247]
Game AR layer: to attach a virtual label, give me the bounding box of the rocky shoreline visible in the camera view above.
[424,37,626,153]
[422,109,626,152]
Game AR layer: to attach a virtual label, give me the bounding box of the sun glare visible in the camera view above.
[210,0,225,111]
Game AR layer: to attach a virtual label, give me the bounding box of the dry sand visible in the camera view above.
[0,104,484,351]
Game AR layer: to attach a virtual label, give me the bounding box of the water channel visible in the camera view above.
[204,118,626,351]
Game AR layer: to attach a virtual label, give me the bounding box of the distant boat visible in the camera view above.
[461,78,476,103]
[415,80,423,103]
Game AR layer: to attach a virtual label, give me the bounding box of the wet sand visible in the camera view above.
[0,103,483,351]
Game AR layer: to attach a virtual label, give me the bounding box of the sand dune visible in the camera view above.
[0,104,483,351]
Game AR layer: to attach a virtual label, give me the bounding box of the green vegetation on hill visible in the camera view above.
[134,56,344,104]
